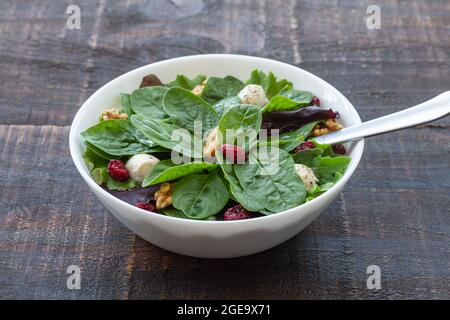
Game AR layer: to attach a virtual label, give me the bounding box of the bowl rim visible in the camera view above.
[69,54,364,225]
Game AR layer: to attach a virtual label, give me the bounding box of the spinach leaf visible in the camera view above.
[163,87,219,134]
[233,147,306,213]
[305,183,322,201]
[219,163,265,212]
[130,86,168,119]
[85,142,115,159]
[106,176,138,191]
[306,171,344,200]
[274,121,320,152]
[160,206,190,219]
[201,76,244,104]
[318,182,334,192]
[120,93,134,116]
[91,167,108,185]
[82,148,110,185]
[311,156,351,183]
[82,144,139,189]
[168,74,207,90]
[142,160,218,187]
[131,114,203,158]
[81,120,158,157]
[262,90,313,113]
[246,69,293,99]
[312,141,338,157]
[292,148,324,167]
[83,146,108,171]
[213,96,241,118]
[218,104,262,149]
[172,172,229,219]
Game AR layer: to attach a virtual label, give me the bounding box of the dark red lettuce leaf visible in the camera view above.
[262,107,338,133]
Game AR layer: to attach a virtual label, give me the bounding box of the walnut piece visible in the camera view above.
[101,107,128,120]
[312,126,329,137]
[154,183,175,209]
[324,119,344,131]
[203,127,218,159]
[312,119,343,137]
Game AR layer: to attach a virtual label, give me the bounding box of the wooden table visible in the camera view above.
[0,0,449,299]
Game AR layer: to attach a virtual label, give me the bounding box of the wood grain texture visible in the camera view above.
[0,0,449,299]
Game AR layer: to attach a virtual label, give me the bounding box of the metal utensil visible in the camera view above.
[314,91,450,145]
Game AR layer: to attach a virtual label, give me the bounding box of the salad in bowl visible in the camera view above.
[80,69,351,221]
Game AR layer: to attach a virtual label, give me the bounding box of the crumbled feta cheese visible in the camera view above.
[294,164,318,192]
[238,84,269,107]
[125,154,159,183]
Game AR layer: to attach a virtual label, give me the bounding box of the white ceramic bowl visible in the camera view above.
[69,54,364,258]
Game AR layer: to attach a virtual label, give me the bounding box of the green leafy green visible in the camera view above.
[84,142,115,159]
[246,69,293,99]
[142,160,218,187]
[167,74,207,90]
[312,141,338,157]
[213,96,241,117]
[318,182,334,192]
[163,87,219,134]
[90,167,108,185]
[275,121,320,152]
[262,89,313,113]
[160,206,190,219]
[120,93,134,116]
[81,119,159,157]
[201,76,244,103]
[306,170,344,201]
[218,104,262,150]
[219,163,265,212]
[83,146,108,171]
[131,114,203,158]
[311,156,351,183]
[130,86,168,119]
[233,147,306,213]
[172,172,229,219]
[292,148,324,167]
[82,144,139,189]
[106,176,138,191]
[308,183,321,196]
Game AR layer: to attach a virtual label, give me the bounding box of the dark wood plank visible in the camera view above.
[0,125,135,299]
[0,0,449,299]
[0,0,449,126]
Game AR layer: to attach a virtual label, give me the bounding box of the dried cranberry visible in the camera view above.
[332,144,347,155]
[326,109,338,119]
[135,202,156,212]
[107,160,130,181]
[224,205,250,221]
[312,96,320,106]
[294,141,315,153]
[219,144,246,164]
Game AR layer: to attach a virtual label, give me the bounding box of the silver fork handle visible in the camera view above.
[314,91,450,145]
